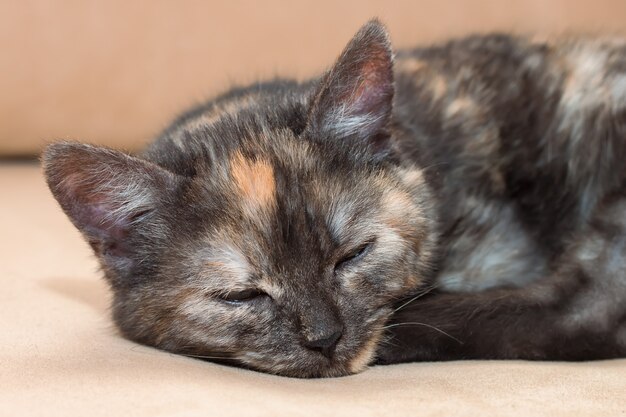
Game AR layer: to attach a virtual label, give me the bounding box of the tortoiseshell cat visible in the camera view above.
[43,20,626,377]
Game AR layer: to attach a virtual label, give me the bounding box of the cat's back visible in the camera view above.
[392,33,626,291]
[393,32,626,195]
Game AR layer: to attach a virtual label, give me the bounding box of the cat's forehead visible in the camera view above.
[195,147,422,250]
[223,145,386,228]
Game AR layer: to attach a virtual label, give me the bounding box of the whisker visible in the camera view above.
[376,336,400,348]
[383,321,463,344]
[393,284,439,313]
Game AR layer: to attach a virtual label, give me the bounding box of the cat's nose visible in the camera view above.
[303,329,343,358]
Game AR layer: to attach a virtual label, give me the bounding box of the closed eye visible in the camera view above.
[219,289,267,304]
[334,241,373,272]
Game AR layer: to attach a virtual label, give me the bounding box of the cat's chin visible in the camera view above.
[251,359,361,379]
[232,351,354,378]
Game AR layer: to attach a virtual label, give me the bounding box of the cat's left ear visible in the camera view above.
[305,19,394,152]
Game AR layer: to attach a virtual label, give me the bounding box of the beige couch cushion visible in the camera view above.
[1,0,626,156]
[2,163,625,416]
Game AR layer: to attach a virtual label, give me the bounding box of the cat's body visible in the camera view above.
[44,21,626,377]
[382,34,626,362]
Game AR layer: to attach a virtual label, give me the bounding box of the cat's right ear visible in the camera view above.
[304,19,394,155]
[43,142,182,281]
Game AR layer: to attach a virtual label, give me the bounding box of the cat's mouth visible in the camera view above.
[233,309,392,378]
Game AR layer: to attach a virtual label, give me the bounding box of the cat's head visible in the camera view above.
[43,20,438,377]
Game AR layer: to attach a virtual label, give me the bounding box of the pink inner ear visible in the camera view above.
[59,172,136,241]
[346,59,393,116]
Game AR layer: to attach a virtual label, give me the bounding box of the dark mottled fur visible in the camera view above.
[43,20,626,377]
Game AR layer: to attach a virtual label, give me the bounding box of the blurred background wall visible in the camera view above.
[1,0,625,156]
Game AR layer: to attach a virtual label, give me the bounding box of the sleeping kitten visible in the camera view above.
[43,20,626,377]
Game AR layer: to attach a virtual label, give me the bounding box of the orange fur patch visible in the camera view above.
[383,189,415,217]
[230,151,276,212]
[349,330,384,373]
